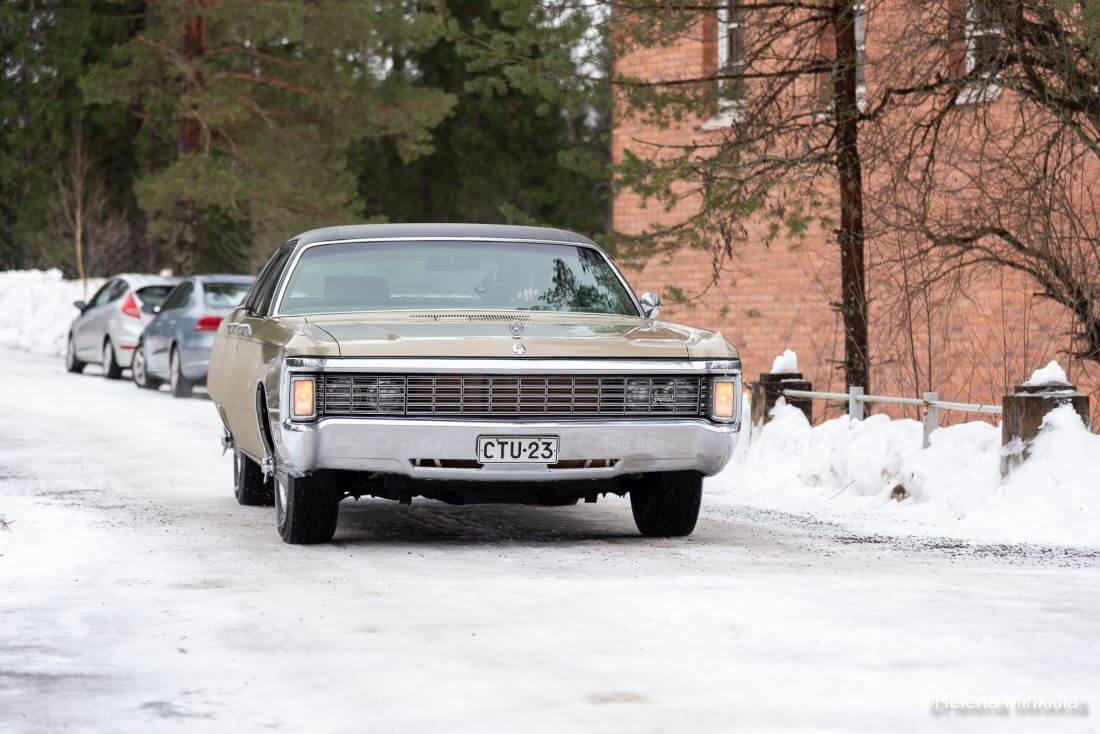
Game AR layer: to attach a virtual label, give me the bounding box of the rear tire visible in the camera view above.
[234,449,273,506]
[630,472,703,537]
[102,339,122,379]
[274,471,340,544]
[65,334,85,374]
[169,346,193,397]
[132,344,162,390]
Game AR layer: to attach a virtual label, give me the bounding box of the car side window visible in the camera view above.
[246,242,296,316]
[160,282,194,311]
[89,280,117,308]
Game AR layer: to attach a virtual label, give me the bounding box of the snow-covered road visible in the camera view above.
[1,350,1097,732]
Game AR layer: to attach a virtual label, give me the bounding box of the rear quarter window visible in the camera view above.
[204,282,253,309]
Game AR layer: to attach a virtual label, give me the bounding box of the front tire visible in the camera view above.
[630,472,703,537]
[102,339,123,379]
[169,346,193,397]
[234,449,273,506]
[132,344,163,390]
[66,334,85,374]
[274,471,340,544]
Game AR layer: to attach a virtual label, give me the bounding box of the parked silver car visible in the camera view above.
[132,274,255,396]
[66,274,180,378]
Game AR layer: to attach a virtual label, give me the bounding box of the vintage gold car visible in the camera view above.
[208,224,742,543]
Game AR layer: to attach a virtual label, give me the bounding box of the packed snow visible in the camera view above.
[714,400,1100,548]
[1023,359,1071,386]
[769,348,798,373]
[1,350,1097,732]
[0,269,103,356]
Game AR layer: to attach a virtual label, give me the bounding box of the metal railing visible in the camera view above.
[781,386,1002,449]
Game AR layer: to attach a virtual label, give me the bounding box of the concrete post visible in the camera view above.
[751,372,812,427]
[1001,381,1089,476]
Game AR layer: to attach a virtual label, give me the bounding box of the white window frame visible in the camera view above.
[704,2,746,128]
[958,0,1002,103]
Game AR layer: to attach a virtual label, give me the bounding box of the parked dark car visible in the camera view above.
[132,274,254,396]
[66,274,180,378]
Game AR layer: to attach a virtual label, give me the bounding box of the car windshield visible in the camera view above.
[277,241,639,316]
[135,285,174,306]
[204,282,252,309]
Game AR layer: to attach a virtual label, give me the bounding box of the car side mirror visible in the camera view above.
[639,292,661,320]
[73,300,87,311]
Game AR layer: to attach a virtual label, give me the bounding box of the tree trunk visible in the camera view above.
[172,0,208,275]
[71,125,87,294]
[832,0,870,393]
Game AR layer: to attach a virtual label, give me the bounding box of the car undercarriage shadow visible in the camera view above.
[330,498,642,546]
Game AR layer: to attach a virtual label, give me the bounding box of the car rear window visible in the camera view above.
[204,282,252,309]
[135,285,174,306]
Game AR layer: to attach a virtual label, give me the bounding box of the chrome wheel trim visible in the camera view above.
[133,348,146,385]
[170,350,179,391]
[275,474,288,527]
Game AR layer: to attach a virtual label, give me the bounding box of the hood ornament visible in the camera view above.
[509,320,525,339]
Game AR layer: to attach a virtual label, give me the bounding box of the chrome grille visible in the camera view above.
[318,374,707,418]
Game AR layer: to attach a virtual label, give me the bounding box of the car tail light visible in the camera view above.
[195,315,223,332]
[121,293,141,319]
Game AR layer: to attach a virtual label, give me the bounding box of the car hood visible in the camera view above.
[280,311,739,360]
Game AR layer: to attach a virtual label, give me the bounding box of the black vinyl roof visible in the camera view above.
[292,223,597,248]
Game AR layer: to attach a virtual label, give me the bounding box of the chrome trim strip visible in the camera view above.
[283,357,741,375]
[269,237,643,318]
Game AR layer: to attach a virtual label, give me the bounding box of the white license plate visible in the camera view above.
[477,436,559,464]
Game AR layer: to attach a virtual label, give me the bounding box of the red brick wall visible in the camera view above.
[611,11,1099,420]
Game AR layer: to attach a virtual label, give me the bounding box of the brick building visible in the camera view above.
[612,2,1098,417]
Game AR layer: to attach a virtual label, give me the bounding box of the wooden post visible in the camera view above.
[1001,382,1089,476]
[751,372,812,428]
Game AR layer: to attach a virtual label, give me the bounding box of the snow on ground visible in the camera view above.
[2,350,1099,732]
[0,270,104,356]
[713,401,1100,549]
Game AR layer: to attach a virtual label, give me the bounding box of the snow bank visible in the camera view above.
[1022,359,1070,386]
[715,401,1100,548]
[0,270,103,356]
[770,349,798,373]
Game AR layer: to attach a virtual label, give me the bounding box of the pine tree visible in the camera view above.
[84,0,456,272]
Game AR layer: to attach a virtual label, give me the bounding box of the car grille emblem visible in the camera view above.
[512,343,526,355]
[509,321,524,338]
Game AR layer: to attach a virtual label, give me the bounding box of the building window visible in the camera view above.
[703,2,746,128]
[958,0,1002,102]
[716,2,746,110]
[814,2,866,119]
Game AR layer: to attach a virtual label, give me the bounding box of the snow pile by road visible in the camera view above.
[714,401,1100,548]
[0,270,101,356]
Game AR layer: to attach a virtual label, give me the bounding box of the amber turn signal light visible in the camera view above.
[712,380,735,419]
[292,377,315,419]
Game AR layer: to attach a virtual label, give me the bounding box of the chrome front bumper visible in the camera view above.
[277,416,739,481]
[273,357,741,481]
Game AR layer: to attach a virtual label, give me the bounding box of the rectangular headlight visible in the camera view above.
[711,377,738,422]
[291,376,316,420]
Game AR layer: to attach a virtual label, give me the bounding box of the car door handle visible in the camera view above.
[228,323,252,336]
